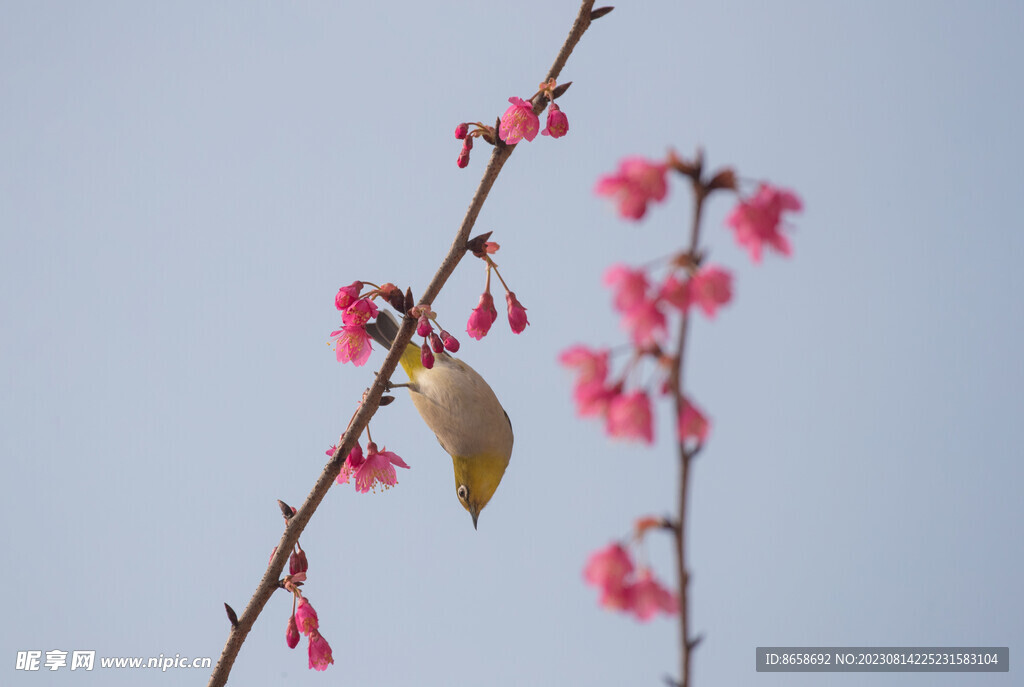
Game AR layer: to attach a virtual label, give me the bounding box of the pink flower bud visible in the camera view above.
[440,329,460,352]
[289,545,308,575]
[416,315,433,337]
[505,291,529,334]
[454,122,469,139]
[429,332,444,354]
[463,134,473,150]
[466,292,498,340]
[457,145,471,168]
[421,341,435,369]
[286,615,300,649]
[678,397,710,443]
[541,103,569,138]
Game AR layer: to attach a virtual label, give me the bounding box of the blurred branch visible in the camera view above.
[669,155,710,687]
[207,2,601,685]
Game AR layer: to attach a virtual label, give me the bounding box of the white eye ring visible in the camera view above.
[457,485,469,501]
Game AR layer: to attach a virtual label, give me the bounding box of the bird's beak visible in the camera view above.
[470,505,480,530]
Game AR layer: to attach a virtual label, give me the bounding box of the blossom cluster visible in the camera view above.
[287,596,334,671]
[402,304,461,370]
[329,280,382,367]
[278,538,334,671]
[455,79,569,168]
[466,240,529,340]
[583,537,677,622]
[559,258,722,445]
[596,155,803,264]
[329,441,410,493]
[576,150,803,626]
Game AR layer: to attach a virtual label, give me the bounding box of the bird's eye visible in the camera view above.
[457,485,469,501]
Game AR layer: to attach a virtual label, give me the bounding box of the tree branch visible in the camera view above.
[207,2,601,685]
[669,160,709,687]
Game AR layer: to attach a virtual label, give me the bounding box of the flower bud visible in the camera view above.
[440,329,460,352]
[541,103,569,138]
[286,615,300,649]
[420,341,435,369]
[506,291,529,333]
[289,544,308,575]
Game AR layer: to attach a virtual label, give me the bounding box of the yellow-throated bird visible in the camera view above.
[366,310,513,528]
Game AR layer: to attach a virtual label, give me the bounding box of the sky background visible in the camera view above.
[2,1,1022,686]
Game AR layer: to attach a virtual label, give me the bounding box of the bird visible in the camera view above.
[365,310,513,529]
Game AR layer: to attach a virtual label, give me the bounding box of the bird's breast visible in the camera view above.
[408,356,513,459]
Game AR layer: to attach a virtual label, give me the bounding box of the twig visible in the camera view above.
[669,162,710,687]
[206,2,601,685]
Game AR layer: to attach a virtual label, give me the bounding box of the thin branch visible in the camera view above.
[207,2,601,685]
[421,0,597,305]
[669,167,709,687]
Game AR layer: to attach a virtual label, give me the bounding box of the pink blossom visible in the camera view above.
[341,298,378,327]
[573,380,618,418]
[286,615,300,649]
[330,326,373,366]
[295,598,319,635]
[595,156,669,220]
[466,292,498,340]
[307,630,334,671]
[541,103,569,138]
[498,97,540,144]
[335,442,364,485]
[583,542,634,591]
[604,264,650,314]
[429,332,444,354]
[606,390,654,444]
[335,281,362,311]
[559,346,618,418]
[354,442,410,493]
[583,543,635,609]
[622,298,667,346]
[725,183,803,263]
[454,122,469,139]
[658,273,688,311]
[628,570,678,621]
[685,266,733,318]
[558,345,609,385]
[678,397,710,443]
[506,291,529,333]
[457,145,471,168]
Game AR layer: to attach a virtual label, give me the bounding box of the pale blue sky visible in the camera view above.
[2,2,1021,686]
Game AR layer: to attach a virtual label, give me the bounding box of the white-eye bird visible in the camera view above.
[366,311,513,529]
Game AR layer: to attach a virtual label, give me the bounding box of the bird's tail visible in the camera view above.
[365,310,400,350]
[365,310,425,379]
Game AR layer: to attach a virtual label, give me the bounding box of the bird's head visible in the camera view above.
[451,451,510,529]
